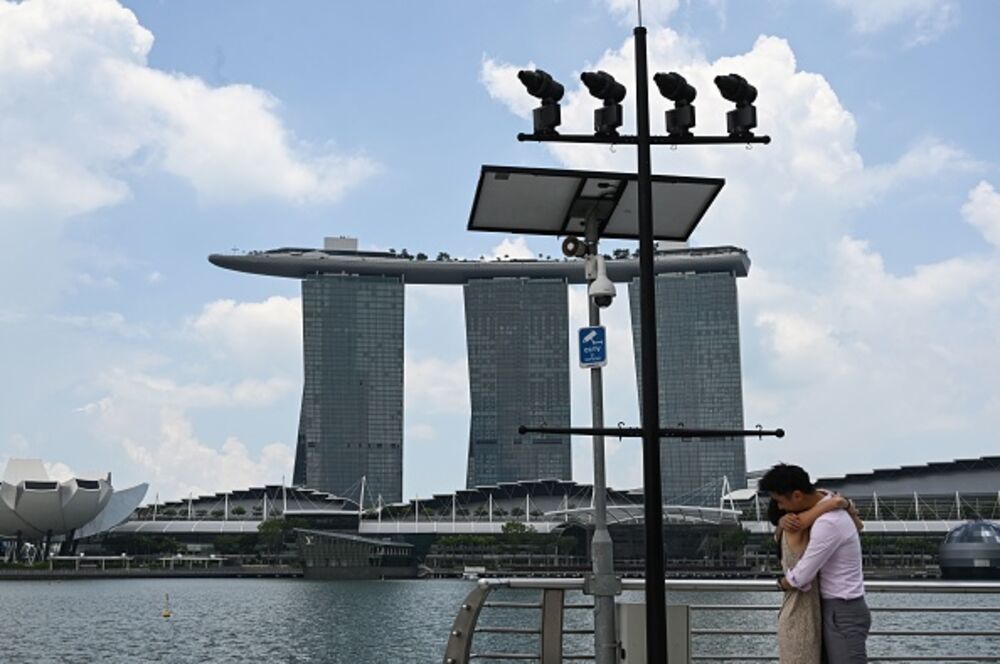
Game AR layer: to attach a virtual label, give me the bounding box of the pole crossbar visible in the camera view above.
[517,132,772,145]
[519,425,784,439]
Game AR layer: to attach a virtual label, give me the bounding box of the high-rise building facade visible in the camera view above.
[464,278,571,488]
[212,240,750,502]
[293,274,404,502]
[628,271,747,506]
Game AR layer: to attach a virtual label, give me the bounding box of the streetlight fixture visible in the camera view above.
[714,73,758,138]
[517,69,564,136]
[581,70,627,136]
[653,71,697,137]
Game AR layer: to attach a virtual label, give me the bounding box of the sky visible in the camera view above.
[1,0,999,504]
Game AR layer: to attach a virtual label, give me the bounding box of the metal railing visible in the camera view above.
[442,578,1000,663]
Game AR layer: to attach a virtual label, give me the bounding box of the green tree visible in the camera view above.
[501,521,535,536]
[257,519,285,555]
[214,535,258,555]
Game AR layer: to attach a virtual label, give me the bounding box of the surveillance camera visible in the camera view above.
[562,235,587,258]
[589,277,616,308]
[587,255,616,308]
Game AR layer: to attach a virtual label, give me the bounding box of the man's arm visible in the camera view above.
[782,517,843,591]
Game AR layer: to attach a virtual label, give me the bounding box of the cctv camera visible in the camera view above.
[562,235,587,258]
[587,255,616,308]
[589,277,616,308]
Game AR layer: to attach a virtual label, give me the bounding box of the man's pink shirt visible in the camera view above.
[785,506,865,600]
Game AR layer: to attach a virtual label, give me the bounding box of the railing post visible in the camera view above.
[666,604,691,664]
[442,583,490,664]
[540,588,565,664]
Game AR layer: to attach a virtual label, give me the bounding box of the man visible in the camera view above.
[760,463,870,663]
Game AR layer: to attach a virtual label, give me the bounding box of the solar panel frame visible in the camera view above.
[468,164,725,241]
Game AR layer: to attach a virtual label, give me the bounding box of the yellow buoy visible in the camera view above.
[162,593,172,618]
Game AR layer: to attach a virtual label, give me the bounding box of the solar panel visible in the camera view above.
[468,165,724,241]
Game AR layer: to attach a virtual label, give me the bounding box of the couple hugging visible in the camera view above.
[761,463,870,663]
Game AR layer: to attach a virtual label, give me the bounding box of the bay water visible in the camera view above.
[0,579,997,663]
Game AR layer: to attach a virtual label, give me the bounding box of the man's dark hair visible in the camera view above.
[759,463,815,496]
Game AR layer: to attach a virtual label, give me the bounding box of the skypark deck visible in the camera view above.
[208,245,750,283]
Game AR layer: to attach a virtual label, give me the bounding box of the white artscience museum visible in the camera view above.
[0,458,147,542]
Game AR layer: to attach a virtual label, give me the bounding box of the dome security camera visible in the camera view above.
[587,255,616,308]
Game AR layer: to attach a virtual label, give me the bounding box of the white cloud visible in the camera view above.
[963,181,1000,250]
[405,355,469,415]
[488,237,538,260]
[829,0,959,45]
[480,57,538,117]
[120,407,293,500]
[146,271,163,285]
[857,139,981,204]
[43,461,77,483]
[188,296,302,369]
[92,370,295,410]
[0,0,378,216]
[745,222,1000,474]
[77,365,296,500]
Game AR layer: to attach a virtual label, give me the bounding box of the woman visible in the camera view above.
[770,492,863,663]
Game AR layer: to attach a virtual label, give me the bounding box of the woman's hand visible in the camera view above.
[779,513,803,533]
[846,499,864,532]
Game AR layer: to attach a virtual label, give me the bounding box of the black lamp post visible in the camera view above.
[513,26,777,663]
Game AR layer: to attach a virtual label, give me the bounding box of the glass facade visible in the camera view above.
[629,271,746,506]
[293,274,404,502]
[464,278,571,488]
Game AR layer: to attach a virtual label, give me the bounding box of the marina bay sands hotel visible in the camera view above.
[210,238,749,506]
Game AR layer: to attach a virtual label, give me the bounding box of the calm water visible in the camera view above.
[0,579,998,663]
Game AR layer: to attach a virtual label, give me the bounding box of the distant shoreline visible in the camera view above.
[0,566,303,581]
[0,567,942,581]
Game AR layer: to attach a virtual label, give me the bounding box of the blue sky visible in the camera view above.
[2,0,998,503]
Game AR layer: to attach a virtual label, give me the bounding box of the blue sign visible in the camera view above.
[578,326,607,368]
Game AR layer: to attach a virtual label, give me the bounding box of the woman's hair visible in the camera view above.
[767,497,785,526]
